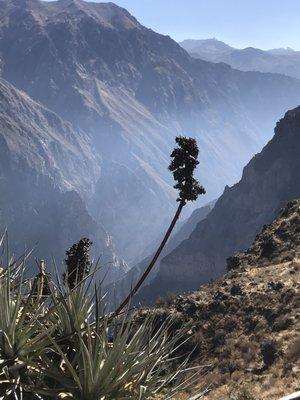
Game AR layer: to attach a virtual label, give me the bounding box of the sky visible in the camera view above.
[86,0,300,50]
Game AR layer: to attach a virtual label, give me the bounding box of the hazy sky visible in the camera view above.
[86,0,300,50]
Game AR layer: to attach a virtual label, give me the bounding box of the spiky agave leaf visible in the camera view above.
[48,283,94,339]
[0,239,203,400]
[47,262,102,340]
[38,299,191,400]
[0,253,55,399]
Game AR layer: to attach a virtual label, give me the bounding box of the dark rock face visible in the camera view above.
[1,0,300,263]
[227,199,300,270]
[0,78,126,281]
[180,38,300,80]
[138,106,300,303]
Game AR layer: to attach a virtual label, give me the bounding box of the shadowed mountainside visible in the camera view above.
[136,105,300,303]
[107,200,216,307]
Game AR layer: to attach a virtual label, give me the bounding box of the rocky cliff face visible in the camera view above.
[0,78,99,196]
[227,199,300,270]
[137,106,300,303]
[0,78,126,280]
[1,0,300,263]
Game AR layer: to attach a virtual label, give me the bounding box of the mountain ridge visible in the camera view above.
[136,105,300,303]
[0,76,127,280]
[1,0,300,265]
[180,38,300,79]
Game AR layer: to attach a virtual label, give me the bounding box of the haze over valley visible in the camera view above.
[1,0,300,271]
[0,2,299,398]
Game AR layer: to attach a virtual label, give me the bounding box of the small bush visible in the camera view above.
[212,329,227,347]
[268,281,284,291]
[261,340,279,367]
[272,315,293,332]
[286,335,300,363]
[230,386,257,400]
[230,283,243,296]
[155,291,177,307]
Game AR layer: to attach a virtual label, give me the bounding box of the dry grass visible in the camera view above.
[148,261,299,400]
[149,200,300,399]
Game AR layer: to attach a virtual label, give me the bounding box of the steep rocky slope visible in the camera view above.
[108,200,216,307]
[140,200,300,399]
[137,105,300,303]
[1,0,300,262]
[169,200,216,252]
[0,78,99,196]
[180,38,300,79]
[0,78,126,280]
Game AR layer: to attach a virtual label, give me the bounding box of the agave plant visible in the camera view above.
[48,277,94,339]
[0,237,54,398]
[0,235,202,399]
[39,311,188,400]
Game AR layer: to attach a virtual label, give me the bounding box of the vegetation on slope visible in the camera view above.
[137,200,300,399]
[0,233,196,399]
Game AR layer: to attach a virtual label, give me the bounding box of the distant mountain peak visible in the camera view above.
[268,47,297,55]
[181,38,300,79]
[180,38,234,54]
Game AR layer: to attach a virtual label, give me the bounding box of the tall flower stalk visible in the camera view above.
[115,136,205,314]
